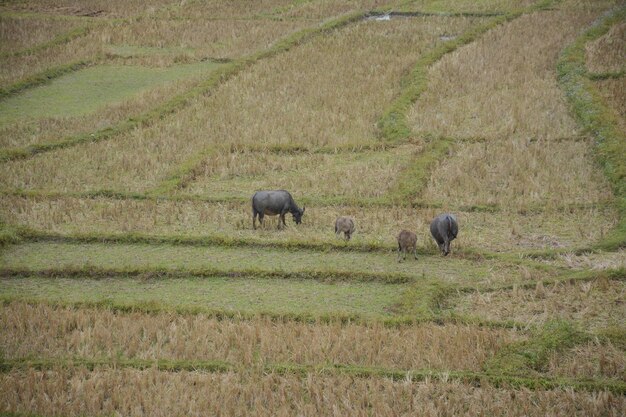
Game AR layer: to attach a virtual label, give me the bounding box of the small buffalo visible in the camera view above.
[397,229,418,262]
[430,213,458,256]
[252,190,305,230]
[335,216,355,240]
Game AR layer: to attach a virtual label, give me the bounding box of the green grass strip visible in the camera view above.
[484,320,590,376]
[0,296,521,330]
[1,187,611,214]
[1,357,623,394]
[0,59,95,102]
[0,25,91,59]
[587,70,625,80]
[0,265,414,284]
[557,5,626,251]
[387,136,455,204]
[377,0,562,143]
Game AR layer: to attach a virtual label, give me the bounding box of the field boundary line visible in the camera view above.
[0,296,526,329]
[1,357,623,394]
[7,226,592,271]
[0,188,614,214]
[587,70,625,80]
[0,265,414,284]
[0,25,91,59]
[557,5,626,252]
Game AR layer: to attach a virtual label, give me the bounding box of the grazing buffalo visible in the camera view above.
[335,216,355,240]
[430,213,458,256]
[252,190,305,229]
[397,229,418,262]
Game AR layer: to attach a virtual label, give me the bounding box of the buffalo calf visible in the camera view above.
[397,229,418,262]
[335,216,355,240]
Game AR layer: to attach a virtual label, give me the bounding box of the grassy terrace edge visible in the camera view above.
[557,5,626,252]
[0,25,91,59]
[1,357,624,394]
[0,59,96,102]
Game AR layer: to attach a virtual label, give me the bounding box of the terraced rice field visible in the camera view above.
[0,0,624,415]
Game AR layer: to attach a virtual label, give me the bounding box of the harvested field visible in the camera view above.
[183,145,418,199]
[548,340,626,380]
[0,0,624,414]
[0,16,484,193]
[0,73,209,149]
[541,250,626,270]
[402,0,536,13]
[421,138,613,208]
[586,20,625,74]
[0,62,221,126]
[0,195,615,252]
[0,0,177,18]
[452,279,626,331]
[0,302,522,371]
[0,31,102,88]
[0,276,406,319]
[0,14,84,54]
[0,242,527,286]
[1,368,624,417]
[101,19,312,61]
[407,10,595,140]
[162,0,390,20]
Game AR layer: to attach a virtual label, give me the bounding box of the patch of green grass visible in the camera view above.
[484,320,589,376]
[0,275,406,319]
[0,242,507,286]
[0,62,221,126]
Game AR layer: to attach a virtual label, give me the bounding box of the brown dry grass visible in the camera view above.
[0,16,482,192]
[0,0,177,18]
[594,78,626,132]
[586,21,625,74]
[0,14,83,54]
[453,279,626,331]
[422,138,614,208]
[0,302,522,371]
[183,145,419,199]
[1,367,624,417]
[0,195,616,251]
[101,19,312,61]
[0,30,103,87]
[544,250,626,270]
[161,0,391,20]
[0,74,206,149]
[548,340,626,380]
[402,0,536,13]
[407,10,598,140]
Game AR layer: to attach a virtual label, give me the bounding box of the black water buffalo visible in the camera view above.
[430,213,458,256]
[252,190,305,229]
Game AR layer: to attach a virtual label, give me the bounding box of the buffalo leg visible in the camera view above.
[443,239,450,256]
[414,247,418,260]
[252,211,258,230]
